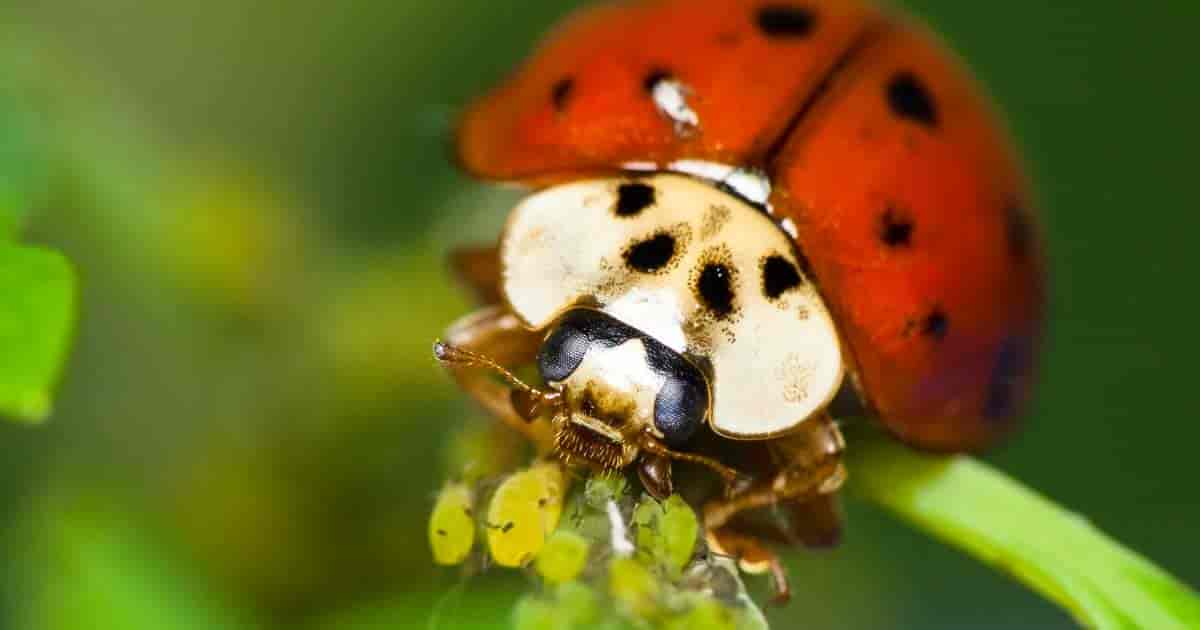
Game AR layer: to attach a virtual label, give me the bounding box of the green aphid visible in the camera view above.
[660,495,700,575]
[428,481,475,566]
[487,461,567,567]
[512,595,559,630]
[584,472,628,509]
[661,599,738,630]
[633,495,699,577]
[609,556,661,619]
[554,581,600,627]
[633,498,666,556]
[536,530,591,584]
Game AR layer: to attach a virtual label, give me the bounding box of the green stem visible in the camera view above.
[847,432,1200,629]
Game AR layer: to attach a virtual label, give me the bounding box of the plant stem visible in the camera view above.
[847,431,1200,629]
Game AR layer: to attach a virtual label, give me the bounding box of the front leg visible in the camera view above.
[437,305,554,451]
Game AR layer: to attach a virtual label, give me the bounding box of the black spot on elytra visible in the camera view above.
[880,207,914,247]
[697,263,736,318]
[762,255,803,299]
[643,69,673,94]
[887,72,939,127]
[756,5,817,38]
[923,308,949,341]
[984,335,1030,420]
[624,233,677,273]
[1006,203,1032,260]
[551,78,574,111]
[614,182,655,217]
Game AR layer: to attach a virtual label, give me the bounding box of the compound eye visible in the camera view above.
[537,324,590,383]
[653,375,708,447]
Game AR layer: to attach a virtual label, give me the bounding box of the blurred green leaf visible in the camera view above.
[0,245,75,422]
[849,432,1200,630]
[9,492,258,630]
[0,86,51,238]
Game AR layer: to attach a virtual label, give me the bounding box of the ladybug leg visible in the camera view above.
[447,245,502,305]
[785,493,844,549]
[435,305,556,450]
[700,415,845,603]
[637,453,674,500]
[703,412,846,535]
[636,433,749,491]
[706,527,792,605]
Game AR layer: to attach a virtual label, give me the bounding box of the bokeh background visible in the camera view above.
[1,1,1197,628]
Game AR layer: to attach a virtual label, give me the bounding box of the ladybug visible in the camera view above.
[435,0,1044,601]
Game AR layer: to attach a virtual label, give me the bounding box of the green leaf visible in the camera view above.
[0,85,52,238]
[0,245,76,422]
[848,432,1200,630]
[8,492,258,630]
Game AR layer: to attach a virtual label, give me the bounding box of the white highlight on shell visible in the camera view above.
[620,160,774,213]
[780,217,799,239]
[621,161,659,172]
[668,160,773,211]
[650,77,699,134]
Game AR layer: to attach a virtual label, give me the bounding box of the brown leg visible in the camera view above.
[703,412,846,531]
[698,414,846,602]
[706,528,792,605]
[637,432,749,490]
[448,245,502,305]
[437,305,554,451]
[787,493,844,549]
[638,453,674,501]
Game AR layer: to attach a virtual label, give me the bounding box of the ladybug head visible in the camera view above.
[537,308,709,470]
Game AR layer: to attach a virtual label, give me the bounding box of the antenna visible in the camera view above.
[433,340,557,412]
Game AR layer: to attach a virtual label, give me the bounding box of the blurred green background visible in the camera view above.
[1,1,1197,628]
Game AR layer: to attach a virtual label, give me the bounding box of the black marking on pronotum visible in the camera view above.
[923,308,949,341]
[551,77,574,112]
[653,370,707,447]
[762,255,804,299]
[880,207,914,247]
[756,5,818,38]
[624,232,677,273]
[540,310,708,447]
[614,182,656,217]
[538,318,594,382]
[887,71,939,127]
[1006,202,1032,260]
[697,263,736,319]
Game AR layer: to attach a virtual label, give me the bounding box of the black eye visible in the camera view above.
[537,325,590,383]
[653,375,708,447]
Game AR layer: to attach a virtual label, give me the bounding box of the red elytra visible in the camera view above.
[456,0,1045,452]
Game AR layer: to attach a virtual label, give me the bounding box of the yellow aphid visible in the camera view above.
[429,482,476,565]
[487,460,567,567]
